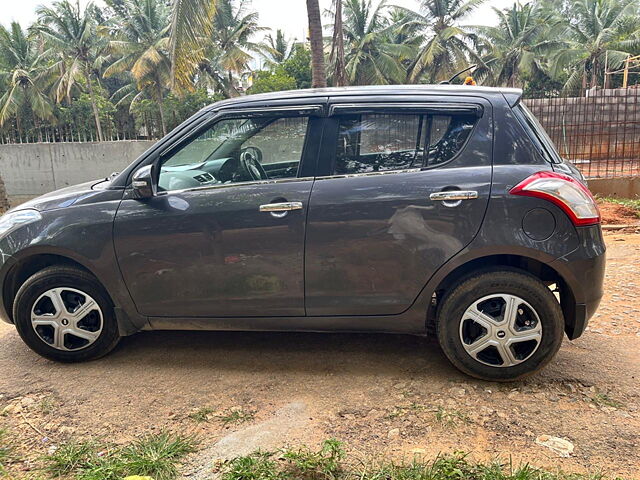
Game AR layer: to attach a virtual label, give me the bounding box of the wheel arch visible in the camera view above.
[2,251,143,336]
[426,253,575,336]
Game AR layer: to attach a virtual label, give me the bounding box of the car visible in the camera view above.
[0,85,605,381]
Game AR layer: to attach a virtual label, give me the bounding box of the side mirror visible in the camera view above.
[131,165,155,199]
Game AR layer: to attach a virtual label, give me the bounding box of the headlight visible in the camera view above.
[0,209,42,237]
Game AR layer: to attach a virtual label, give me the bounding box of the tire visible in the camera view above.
[13,266,121,362]
[436,269,564,382]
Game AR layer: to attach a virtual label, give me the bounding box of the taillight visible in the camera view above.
[509,171,600,226]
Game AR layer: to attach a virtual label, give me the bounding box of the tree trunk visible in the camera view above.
[331,0,347,87]
[86,76,104,142]
[156,76,168,136]
[306,0,327,88]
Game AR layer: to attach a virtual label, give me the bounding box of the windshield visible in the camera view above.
[514,103,562,164]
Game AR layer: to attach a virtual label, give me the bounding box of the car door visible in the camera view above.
[113,105,324,318]
[305,98,493,316]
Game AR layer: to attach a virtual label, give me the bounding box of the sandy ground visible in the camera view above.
[0,233,639,478]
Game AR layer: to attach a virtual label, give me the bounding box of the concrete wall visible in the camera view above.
[588,176,640,199]
[0,140,155,206]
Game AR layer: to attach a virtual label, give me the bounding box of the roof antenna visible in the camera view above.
[439,65,477,85]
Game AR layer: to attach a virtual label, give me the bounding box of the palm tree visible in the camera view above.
[551,0,640,92]
[262,29,294,69]
[474,2,563,88]
[307,0,327,88]
[35,0,108,140]
[405,0,487,83]
[339,0,415,85]
[169,0,217,93]
[103,0,172,135]
[198,0,268,96]
[330,0,347,86]
[0,22,54,131]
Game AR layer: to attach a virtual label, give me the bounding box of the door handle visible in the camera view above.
[259,202,303,213]
[429,191,478,201]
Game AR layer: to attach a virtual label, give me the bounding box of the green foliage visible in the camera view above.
[599,197,640,218]
[216,407,255,426]
[221,444,627,480]
[0,428,12,474]
[44,433,197,480]
[188,406,216,423]
[280,45,313,89]
[248,70,297,94]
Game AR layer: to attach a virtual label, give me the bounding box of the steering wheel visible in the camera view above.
[240,147,268,181]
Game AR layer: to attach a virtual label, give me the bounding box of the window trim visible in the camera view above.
[154,107,319,195]
[329,102,484,117]
[326,106,482,177]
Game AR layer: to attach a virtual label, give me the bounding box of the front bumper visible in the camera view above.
[548,225,606,340]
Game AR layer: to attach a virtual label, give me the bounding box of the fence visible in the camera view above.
[523,87,640,178]
[1,88,639,178]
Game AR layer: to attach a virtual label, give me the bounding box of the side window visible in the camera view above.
[334,112,477,175]
[158,115,309,192]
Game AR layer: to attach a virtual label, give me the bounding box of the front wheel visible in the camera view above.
[436,270,564,381]
[13,266,121,362]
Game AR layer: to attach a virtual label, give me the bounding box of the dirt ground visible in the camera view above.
[1,233,639,479]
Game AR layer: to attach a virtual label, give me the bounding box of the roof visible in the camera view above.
[208,84,523,110]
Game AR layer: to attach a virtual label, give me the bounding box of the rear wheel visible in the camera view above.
[13,266,120,362]
[436,270,564,381]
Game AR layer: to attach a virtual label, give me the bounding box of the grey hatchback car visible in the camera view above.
[0,85,605,381]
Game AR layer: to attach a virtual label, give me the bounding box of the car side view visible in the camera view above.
[0,85,605,381]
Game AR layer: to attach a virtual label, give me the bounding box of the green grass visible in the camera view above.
[598,197,640,218]
[39,397,57,415]
[434,406,470,427]
[188,406,215,423]
[44,432,197,480]
[221,444,626,480]
[217,408,255,426]
[590,393,625,409]
[0,428,13,474]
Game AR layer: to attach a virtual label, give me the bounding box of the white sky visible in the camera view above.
[2,0,513,35]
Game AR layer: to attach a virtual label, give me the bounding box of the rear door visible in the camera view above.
[305,97,493,316]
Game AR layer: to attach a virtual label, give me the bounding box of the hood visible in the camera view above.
[7,179,122,213]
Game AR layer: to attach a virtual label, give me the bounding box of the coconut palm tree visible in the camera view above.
[198,0,268,96]
[262,29,294,69]
[35,0,109,140]
[339,0,415,85]
[330,0,347,87]
[169,0,217,93]
[0,22,54,130]
[103,0,172,135]
[405,0,487,83]
[551,0,640,92]
[474,2,563,88]
[307,0,327,88]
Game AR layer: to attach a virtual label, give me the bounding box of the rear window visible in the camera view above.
[513,103,562,164]
[334,112,477,175]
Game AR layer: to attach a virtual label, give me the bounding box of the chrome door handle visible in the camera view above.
[259,202,303,213]
[429,191,478,201]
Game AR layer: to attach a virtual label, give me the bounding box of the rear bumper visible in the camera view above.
[548,225,606,340]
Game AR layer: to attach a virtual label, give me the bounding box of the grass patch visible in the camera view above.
[387,403,427,419]
[39,396,57,415]
[188,406,215,423]
[0,428,13,474]
[599,196,640,217]
[221,443,626,480]
[434,406,470,427]
[590,392,625,409]
[217,408,255,426]
[44,432,197,480]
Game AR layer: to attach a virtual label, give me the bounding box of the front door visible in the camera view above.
[114,108,322,317]
[305,99,493,316]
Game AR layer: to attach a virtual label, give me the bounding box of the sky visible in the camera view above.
[2,0,514,35]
